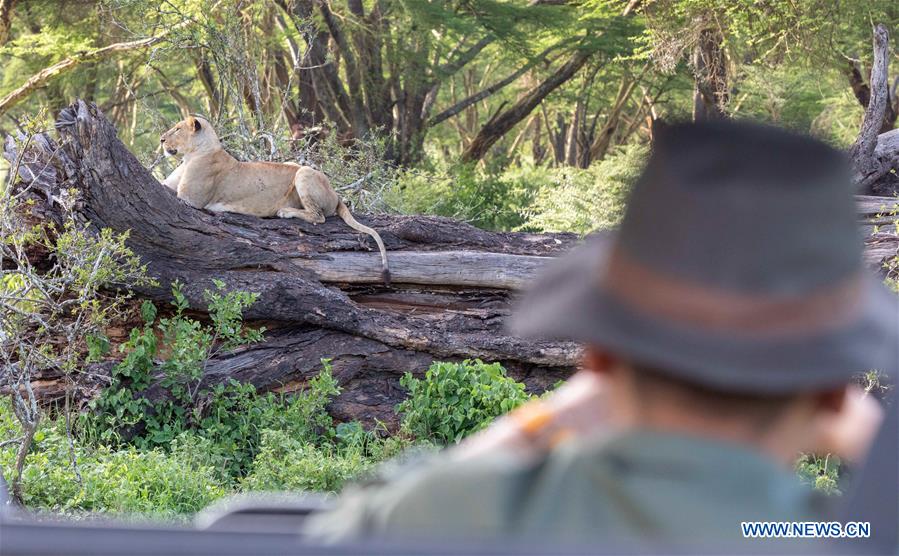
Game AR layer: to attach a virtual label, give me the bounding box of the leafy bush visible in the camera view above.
[0,410,224,519]
[0,356,394,516]
[397,359,533,445]
[519,143,647,234]
[89,335,343,486]
[173,381,275,482]
[390,162,539,231]
[236,389,411,493]
[84,280,264,450]
[393,153,640,233]
[341,132,644,235]
[2,120,153,499]
[796,454,842,496]
[239,406,412,494]
[240,430,374,494]
[182,362,341,482]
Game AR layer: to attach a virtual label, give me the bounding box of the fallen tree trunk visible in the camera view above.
[5,100,899,426]
[4,100,582,425]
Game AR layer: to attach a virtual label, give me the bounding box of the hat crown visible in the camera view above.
[617,121,862,297]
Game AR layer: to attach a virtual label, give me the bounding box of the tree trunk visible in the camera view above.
[845,61,897,136]
[851,25,899,196]
[348,0,392,133]
[318,1,370,138]
[461,49,592,162]
[0,0,17,46]
[284,0,355,136]
[194,57,222,121]
[691,26,728,121]
[563,102,580,167]
[589,70,643,163]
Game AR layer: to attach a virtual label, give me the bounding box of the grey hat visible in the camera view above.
[511,121,898,393]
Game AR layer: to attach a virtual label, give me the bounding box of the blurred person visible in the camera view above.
[303,121,897,546]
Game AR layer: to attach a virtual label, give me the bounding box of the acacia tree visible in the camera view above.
[269,1,644,164]
[0,0,893,176]
[641,0,898,123]
[0,0,645,166]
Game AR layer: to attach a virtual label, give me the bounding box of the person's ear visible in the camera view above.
[810,384,883,464]
[813,386,847,413]
[584,346,618,376]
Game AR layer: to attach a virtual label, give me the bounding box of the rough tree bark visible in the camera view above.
[846,61,897,136]
[851,25,899,196]
[0,0,17,46]
[691,26,728,121]
[5,101,899,426]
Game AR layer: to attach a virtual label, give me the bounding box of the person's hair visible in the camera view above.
[629,362,802,430]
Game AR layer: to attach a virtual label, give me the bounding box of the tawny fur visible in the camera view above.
[160,116,390,284]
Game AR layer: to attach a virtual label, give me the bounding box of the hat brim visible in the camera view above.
[509,235,898,394]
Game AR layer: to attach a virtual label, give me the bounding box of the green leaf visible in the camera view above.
[140,300,158,324]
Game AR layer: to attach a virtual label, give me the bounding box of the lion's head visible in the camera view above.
[160,116,218,157]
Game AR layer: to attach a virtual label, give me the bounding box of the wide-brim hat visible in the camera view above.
[511,121,898,393]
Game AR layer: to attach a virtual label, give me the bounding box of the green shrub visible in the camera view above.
[257,360,342,444]
[81,280,360,487]
[87,355,342,485]
[396,359,532,445]
[796,454,842,496]
[390,163,539,231]
[84,280,264,450]
[0,413,224,519]
[0,357,398,518]
[241,430,373,494]
[185,362,342,482]
[519,143,646,234]
[387,145,645,234]
[174,381,273,482]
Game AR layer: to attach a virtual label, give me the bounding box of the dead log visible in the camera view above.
[4,100,899,426]
[3,100,581,425]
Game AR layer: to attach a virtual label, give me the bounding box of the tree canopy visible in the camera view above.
[0,0,892,175]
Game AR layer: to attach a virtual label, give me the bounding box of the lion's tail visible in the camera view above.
[336,200,390,285]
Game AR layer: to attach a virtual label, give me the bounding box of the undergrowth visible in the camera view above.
[0,297,859,520]
[397,359,533,445]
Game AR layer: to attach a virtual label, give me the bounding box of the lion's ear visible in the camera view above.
[191,118,202,133]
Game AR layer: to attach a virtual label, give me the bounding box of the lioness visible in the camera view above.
[160,116,390,283]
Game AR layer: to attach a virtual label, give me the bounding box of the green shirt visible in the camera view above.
[303,430,823,545]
